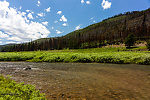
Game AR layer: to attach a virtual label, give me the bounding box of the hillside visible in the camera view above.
[0,44,16,50]
[1,8,150,52]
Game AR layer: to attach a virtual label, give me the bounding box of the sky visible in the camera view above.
[0,0,150,45]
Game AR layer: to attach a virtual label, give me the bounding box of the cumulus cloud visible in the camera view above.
[37,13,44,17]
[45,7,50,12]
[26,10,34,14]
[62,23,67,26]
[81,0,84,4]
[75,25,81,30]
[60,15,67,22]
[81,0,91,5]
[19,6,22,10]
[0,1,50,43]
[93,20,96,23]
[51,27,54,30]
[27,13,33,19]
[0,31,9,38]
[21,12,26,16]
[54,20,58,23]
[42,21,48,26]
[86,1,91,4]
[26,10,30,12]
[90,17,94,20]
[56,30,63,34]
[37,0,41,7]
[101,0,112,9]
[6,41,17,44]
[57,11,62,15]
[8,37,22,41]
[90,17,96,23]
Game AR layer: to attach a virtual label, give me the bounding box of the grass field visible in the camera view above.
[0,75,46,100]
[0,47,150,65]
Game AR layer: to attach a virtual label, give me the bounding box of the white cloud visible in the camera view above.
[101,0,112,9]
[6,41,17,44]
[75,25,81,30]
[26,10,30,12]
[93,20,96,23]
[62,23,67,26]
[37,13,44,17]
[27,13,33,19]
[19,6,22,10]
[81,0,84,3]
[0,1,50,43]
[57,11,62,15]
[42,21,48,26]
[81,0,91,4]
[54,20,58,23]
[37,0,41,7]
[86,1,91,4]
[90,17,96,23]
[90,17,94,20]
[45,7,50,12]
[0,31,9,38]
[21,12,26,16]
[51,27,54,30]
[60,15,67,22]
[56,30,63,34]
[8,37,22,41]
[26,10,34,14]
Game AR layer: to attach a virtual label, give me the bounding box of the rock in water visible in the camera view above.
[24,66,32,70]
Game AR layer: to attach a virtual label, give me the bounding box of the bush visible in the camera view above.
[0,75,46,100]
[146,40,150,51]
[125,34,135,48]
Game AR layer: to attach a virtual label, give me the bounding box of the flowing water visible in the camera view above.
[0,62,150,100]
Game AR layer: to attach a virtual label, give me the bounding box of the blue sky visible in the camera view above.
[0,0,150,44]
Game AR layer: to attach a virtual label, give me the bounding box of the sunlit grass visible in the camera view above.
[0,75,46,100]
[0,47,150,65]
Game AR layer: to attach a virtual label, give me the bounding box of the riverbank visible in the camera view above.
[0,47,150,65]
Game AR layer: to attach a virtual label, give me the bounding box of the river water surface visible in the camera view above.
[0,62,150,100]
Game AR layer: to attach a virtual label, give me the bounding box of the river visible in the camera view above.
[0,62,150,100]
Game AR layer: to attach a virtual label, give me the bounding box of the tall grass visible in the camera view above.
[0,48,150,65]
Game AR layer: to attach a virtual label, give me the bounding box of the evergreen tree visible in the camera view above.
[125,34,135,48]
[146,40,150,51]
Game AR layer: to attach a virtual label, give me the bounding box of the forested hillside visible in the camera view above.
[1,8,150,52]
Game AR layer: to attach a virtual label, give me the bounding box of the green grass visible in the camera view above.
[0,75,46,100]
[0,47,150,65]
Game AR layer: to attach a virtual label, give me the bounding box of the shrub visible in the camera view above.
[146,40,150,51]
[125,34,135,48]
[0,75,46,100]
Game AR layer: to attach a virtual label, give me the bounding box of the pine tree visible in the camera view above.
[125,34,135,48]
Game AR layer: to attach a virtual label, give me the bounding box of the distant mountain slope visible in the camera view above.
[0,44,16,50]
[1,8,150,52]
[64,8,150,43]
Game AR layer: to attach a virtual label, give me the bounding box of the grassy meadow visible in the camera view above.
[0,47,150,65]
